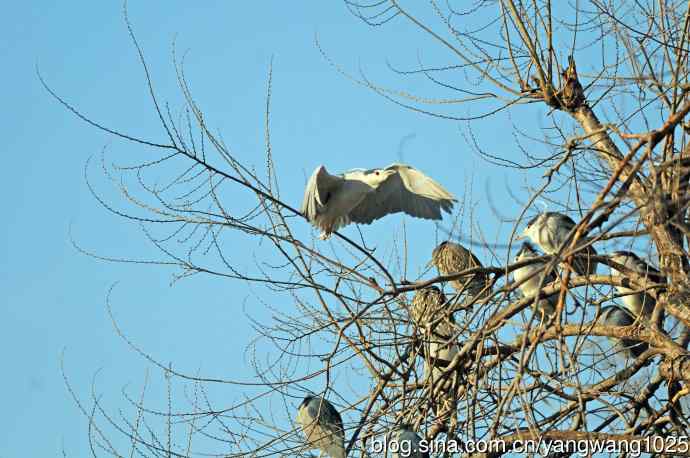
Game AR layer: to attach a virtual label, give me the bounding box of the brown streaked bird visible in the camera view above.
[422,333,459,434]
[518,212,597,277]
[410,286,454,336]
[428,241,491,298]
[409,287,459,435]
[296,395,346,458]
[301,164,456,239]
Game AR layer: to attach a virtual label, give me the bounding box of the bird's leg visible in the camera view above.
[319,231,331,240]
[671,384,690,405]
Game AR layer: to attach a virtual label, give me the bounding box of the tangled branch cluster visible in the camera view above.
[53,1,690,457]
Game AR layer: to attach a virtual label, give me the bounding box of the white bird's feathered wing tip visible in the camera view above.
[301,166,341,219]
[348,163,456,225]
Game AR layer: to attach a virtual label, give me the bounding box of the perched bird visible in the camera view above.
[296,395,346,458]
[512,242,557,318]
[392,424,429,458]
[519,212,597,276]
[428,241,491,298]
[609,251,662,318]
[598,305,649,359]
[301,164,456,239]
[421,328,459,433]
[423,339,459,433]
[410,286,454,337]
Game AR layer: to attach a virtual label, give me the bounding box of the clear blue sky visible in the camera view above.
[2,2,549,456]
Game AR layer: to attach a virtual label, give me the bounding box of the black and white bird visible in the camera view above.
[512,242,557,318]
[518,212,597,276]
[609,251,662,318]
[598,305,649,359]
[301,164,456,239]
[391,424,429,458]
[296,395,346,458]
[428,241,491,298]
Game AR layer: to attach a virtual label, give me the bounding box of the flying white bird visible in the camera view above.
[609,251,662,318]
[428,241,491,299]
[518,212,598,276]
[296,395,346,458]
[512,242,557,318]
[392,424,429,458]
[301,164,456,239]
[598,305,649,359]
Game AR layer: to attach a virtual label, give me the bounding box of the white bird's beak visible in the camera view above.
[515,233,526,241]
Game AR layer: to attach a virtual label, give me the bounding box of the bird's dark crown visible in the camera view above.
[516,241,537,256]
[300,395,315,408]
[601,305,635,324]
[525,213,542,229]
[610,250,640,260]
[527,211,576,228]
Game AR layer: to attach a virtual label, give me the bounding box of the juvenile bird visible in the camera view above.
[598,305,649,359]
[392,424,429,458]
[519,212,597,276]
[301,164,456,239]
[428,241,491,299]
[422,336,459,434]
[296,395,346,458]
[609,251,662,318]
[512,242,557,318]
[410,286,454,337]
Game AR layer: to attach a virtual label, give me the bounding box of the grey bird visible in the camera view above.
[296,395,346,458]
[392,424,429,458]
[609,251,662,318]
[428,241,491,298]
[512,242,557,318]
[598,305,649,359]
[301,164,456,239]
[518,212,597,276]
[410,286,454,337]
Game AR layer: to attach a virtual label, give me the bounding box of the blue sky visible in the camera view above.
[1,2,561,456]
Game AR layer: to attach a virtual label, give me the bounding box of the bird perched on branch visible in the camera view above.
[598,305,648,359]
[428,241,491,299]
[423,334,459,434]
[410,286,454,336]
[301,164,456,239]
[518,212,597,276]
[296,395,346,458]
[409,286,460,433]
[609,251,662,318]
[512,242,557,318]
[392,424,429,458]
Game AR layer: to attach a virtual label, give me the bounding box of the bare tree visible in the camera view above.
[48,1,690,456]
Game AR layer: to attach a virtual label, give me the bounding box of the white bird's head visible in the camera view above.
[363,168,396,187]
[517,213,545,241]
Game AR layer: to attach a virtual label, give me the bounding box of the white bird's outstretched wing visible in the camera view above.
[300,166,343,221]
[349,164,456,224]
